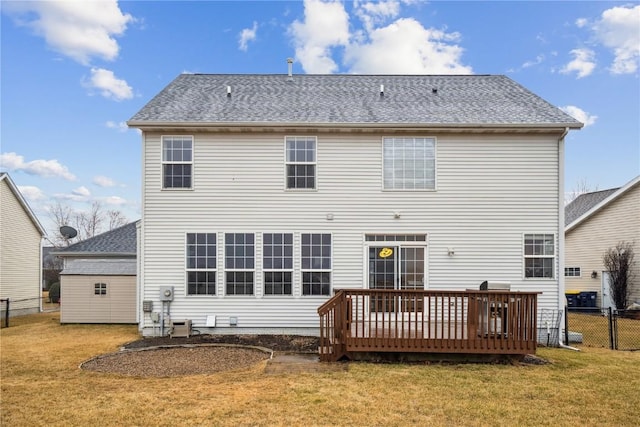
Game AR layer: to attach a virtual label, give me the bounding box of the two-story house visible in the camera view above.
[128,73,582,339]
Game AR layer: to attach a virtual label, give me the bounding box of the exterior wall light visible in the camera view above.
[591,271,598,279]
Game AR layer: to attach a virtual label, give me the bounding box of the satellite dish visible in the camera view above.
[60,225,78,239]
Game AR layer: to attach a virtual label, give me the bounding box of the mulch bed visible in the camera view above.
[122,334,320,353]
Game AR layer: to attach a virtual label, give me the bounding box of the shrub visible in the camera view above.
[49,282,60,303]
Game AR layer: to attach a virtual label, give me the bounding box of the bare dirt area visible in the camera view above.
[122,334,320,353]
[81,335,321,377]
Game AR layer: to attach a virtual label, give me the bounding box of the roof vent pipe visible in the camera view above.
[380,84,384,97]
[227,85,231,97]
[287,58,293,80]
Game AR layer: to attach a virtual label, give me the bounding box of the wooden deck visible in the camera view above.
[318,289,539,361]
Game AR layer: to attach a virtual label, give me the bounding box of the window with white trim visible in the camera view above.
[225,233,255,295]
[162,136,193,189]
[564,267,581,277]
[186,233,216,295]
[524,234,555,278]
[383,137,435,190]
[94,283,107,295]
[286,136,316,189]
[263,233,293,295]
[301,233,331,296]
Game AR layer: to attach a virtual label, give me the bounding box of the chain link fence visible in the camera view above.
[565,307,640,351]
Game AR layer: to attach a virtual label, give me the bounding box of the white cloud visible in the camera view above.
[0,152,76,180]
[355,0,401,32]
[93,176,116,187]
[4,0,133,65]
[522,54,545,69]
[103,195,127,206]
[105,120,128,132]
[560,48,596,78]
[289,0,350,73]
[72,186,91,197]
[288,0,471,75]
[575,18,588,28]
[560,105,598,127]
[17,185,47,201]
[592,5,640,74]
[85,67,133,101]
[345,18,472,74]
[238,21,258,51]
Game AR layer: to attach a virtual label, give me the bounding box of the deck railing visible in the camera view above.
[318,289,539,362]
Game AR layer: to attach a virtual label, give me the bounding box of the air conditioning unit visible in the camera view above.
[159,286,174,301]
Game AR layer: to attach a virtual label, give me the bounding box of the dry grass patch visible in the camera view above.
[2,312,639,426]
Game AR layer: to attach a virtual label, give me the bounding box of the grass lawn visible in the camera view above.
[2,313,639,426]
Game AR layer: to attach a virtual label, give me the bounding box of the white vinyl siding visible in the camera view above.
[140,132,561,333]
[0,179,42,315]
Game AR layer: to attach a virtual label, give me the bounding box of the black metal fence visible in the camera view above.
[0,297,60,328]
[565,307,640,351]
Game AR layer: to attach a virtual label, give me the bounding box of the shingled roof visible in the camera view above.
[128,74,582,128]
[565,189,619,226]
[54,221,138,256]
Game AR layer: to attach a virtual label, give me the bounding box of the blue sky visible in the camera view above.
[1,1,639,236]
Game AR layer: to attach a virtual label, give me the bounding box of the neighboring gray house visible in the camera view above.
[128,73,582,337]
[0,173,46,316]
[53,221,139,323]
[565,176,640,309]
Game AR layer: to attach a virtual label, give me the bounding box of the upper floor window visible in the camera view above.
[383,137,435,190]
[524,234,555,279]
[263,233,294,296]
[162,136,193,189]
[225,233,255,295]
[286,136,316,189]
[186,233,216,295]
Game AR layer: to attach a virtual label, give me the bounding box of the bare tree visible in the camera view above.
[47,201,128,244]
[565,179,599,205]
[107,209,128,230]
[75,201,104,241]
[48,202,75,245]
[603,241,635,310]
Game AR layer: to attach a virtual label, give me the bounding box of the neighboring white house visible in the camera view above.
[0,173,46,317]
[565,176,640,309]
[53,221,138,324]
[128,73,582,337]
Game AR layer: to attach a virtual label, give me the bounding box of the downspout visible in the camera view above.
[557,127,579,350]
